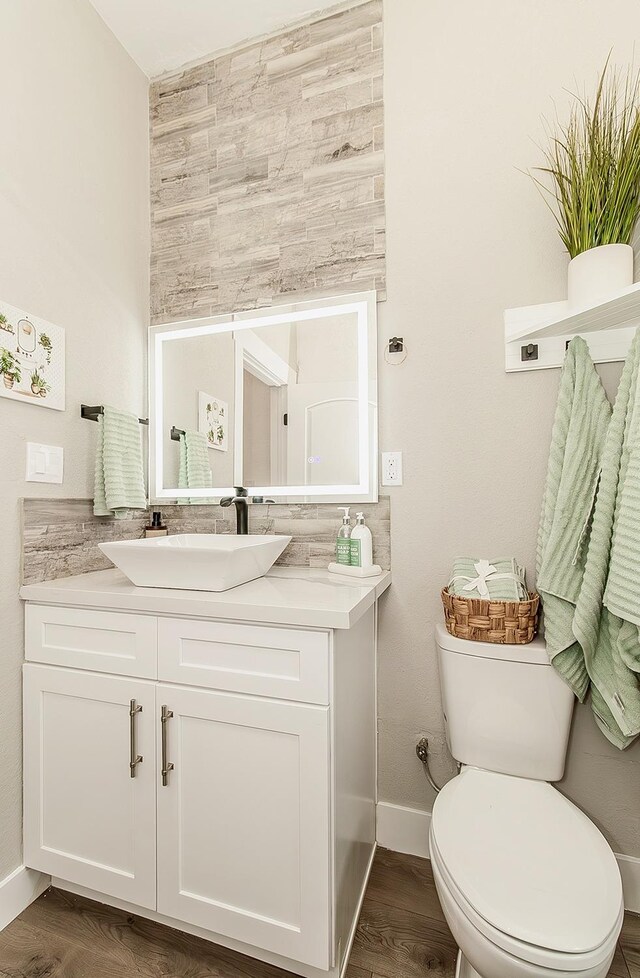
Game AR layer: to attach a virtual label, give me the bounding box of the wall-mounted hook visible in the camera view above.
[521,343,539,362]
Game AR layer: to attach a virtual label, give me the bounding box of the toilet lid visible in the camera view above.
[431,768,623,954]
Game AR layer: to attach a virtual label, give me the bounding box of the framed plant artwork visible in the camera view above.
[0,299,65,410]
[198,391,228,452]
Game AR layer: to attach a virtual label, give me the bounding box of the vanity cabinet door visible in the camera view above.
[156,684,331,969]
[23,664,157,909]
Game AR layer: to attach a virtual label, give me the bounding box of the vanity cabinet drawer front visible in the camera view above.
[158,619,330,704]
[25,605,157,678]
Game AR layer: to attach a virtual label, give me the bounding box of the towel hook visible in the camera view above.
[520,343,539,363]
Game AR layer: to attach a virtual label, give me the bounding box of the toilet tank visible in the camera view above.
[435,624,575,781]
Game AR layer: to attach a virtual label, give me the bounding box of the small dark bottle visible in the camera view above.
[144,510,168,538]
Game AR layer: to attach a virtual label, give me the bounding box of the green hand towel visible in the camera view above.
[94,406,147,518]
[573,328,640,749]
[536,336,612,699]
[178,430,214,504]
[449,557,528,601]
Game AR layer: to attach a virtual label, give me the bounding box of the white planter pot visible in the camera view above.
[567,243,634,310]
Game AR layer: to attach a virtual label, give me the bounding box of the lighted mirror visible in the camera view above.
[149,292,378,503]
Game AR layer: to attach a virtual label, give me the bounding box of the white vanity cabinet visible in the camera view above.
[21,568,389,978]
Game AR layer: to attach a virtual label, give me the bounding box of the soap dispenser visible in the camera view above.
[144,511,168,538]
[328,510,382,578]
[350,513,373,569]
[336,507,352,565]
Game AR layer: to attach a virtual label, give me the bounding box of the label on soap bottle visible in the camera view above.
[337,539,352,565]
[350,538,362,567]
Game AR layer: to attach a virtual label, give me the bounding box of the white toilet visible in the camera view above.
[431,625,624,978]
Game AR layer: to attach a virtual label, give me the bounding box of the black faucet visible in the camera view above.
[220,487,249,535]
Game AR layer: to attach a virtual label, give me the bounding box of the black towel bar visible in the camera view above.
[81,404,149,425]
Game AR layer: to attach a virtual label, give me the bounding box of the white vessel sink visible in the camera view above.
[99,534,292,592]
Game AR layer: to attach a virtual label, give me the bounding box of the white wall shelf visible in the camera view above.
[504,282,640,372]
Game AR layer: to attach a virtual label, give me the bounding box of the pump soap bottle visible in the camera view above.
[350,512,373,569]
[144,511,168,538]
[328,510,383,578]
[335,507,352,566]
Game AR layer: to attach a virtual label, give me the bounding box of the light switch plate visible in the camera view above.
[381,451,403,486]
[26,443,64,484]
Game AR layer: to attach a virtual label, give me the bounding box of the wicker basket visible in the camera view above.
[441,587,539,645]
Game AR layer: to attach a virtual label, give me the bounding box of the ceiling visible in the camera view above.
[88,0,337,77]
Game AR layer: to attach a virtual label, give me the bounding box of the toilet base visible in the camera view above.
[456,950,483,978]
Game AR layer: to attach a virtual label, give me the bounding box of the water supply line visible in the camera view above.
[415,737,443,794]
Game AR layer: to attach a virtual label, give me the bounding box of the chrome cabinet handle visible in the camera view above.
[161,705,174,787]
[129,699,143,778]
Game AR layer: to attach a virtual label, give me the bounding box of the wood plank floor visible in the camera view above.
[0,848,637,977]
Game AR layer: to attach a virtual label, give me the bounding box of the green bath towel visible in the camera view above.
[573,328,640,749]
[178,430,214,504]
[536,337,612,698]
[94,406,147,518]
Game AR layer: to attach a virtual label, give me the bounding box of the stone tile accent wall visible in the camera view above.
[22,497,391,585]
[149,1,385,324]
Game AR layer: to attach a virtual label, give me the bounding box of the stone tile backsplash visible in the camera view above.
[22,500,148,586]
[22,497,391,585]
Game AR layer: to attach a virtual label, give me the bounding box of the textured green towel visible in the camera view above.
[94,406,147,518]
[178,430,213,504]
[449,557,528,601]
[573,328,640,749]
[536,337,612,698]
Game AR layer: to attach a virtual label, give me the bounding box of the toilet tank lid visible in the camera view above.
[436,624,549,665]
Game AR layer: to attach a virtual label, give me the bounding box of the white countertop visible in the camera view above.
[20,566,392,629]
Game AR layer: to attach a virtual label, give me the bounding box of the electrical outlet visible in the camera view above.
[381,451,403,486]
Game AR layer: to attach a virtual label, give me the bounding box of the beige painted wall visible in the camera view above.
[0,0,149,880]
[377,0,640,858]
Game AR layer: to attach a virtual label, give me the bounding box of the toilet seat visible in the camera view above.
[431,831,622,972]
[430,768,623,970]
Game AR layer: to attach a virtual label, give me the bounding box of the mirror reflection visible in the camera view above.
[151,294,377,502]
[239,314,359,489]
[162,332,235,491]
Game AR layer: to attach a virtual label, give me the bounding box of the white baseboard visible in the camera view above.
[616,853,640,914]
[376,802,640,914]
[0,865,50,931]
[376,802,431,859]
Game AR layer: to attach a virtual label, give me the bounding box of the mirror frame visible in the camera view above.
[148,291,378,503]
